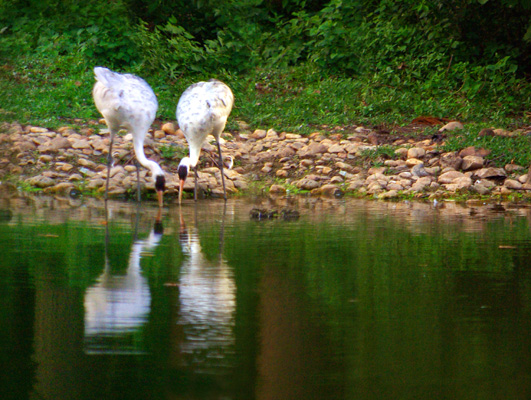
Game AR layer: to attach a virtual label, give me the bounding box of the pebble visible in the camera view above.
[3,121,531,201]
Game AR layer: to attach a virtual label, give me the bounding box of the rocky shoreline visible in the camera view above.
[1,120,531,202]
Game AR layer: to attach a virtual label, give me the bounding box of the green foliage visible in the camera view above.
[360,145,398,161]
[159,144,187,161]
[0,0,530,134]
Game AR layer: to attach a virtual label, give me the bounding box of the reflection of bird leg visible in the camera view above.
[133,200,141,241]
[134,158,141,203]
[219,201,227,256]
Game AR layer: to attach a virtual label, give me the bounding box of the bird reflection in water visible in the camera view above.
[175,204,236,370]
[83,206,163,354]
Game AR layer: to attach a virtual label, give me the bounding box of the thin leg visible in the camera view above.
[105,134,115,201]
[134,158,141,203]
[216,140,227,201]
[194,166,198,202]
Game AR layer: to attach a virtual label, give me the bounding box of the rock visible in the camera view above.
[336,161,353,172]
[440,153,463,170]
[298,142,328,157]
[505,164,524,173]
[504,179,523,190]
[439,121,464,132]
[29,126,48,133]
[459,146,478,157]
[295,178,320,190]
[71,139,91,149]
[472,181,493,195]
[261,164,273,173]
[406,158,424,167]
[411,177,432,192]
[68,174,83,181]
[445,176,472,191]
[44,182,75,194]
[472,167,506,180]
[387,182,404,191]
[411,163,430,177]
[269,184,286,194]
[161,122,176,135]
[478,128,495,137]
[266,129,279,139]
[407,147,426,159]
[251,129,267,139]
[461,155,484,171]
[395,148,409,159]
[493,128,511,136]
[39,155,53,163]
[15,142,37,153]
[378,190,399,199]
[59,163,74,172]
[27,175,55,188]
[276,146,295,158]
[78,158,97,169]
[318,184,343,197]
[328,143,345,153]
[47,137,72,152]
[438,171,465,184]
[153,130,165,139]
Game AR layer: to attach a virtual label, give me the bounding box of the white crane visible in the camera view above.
[93,67,165,207]
[176,79,234,204]
[84,209,164,354]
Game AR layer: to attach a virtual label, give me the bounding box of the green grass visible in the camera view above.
[1,54,530,143]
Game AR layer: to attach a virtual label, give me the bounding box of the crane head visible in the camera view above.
[177,157,191,204]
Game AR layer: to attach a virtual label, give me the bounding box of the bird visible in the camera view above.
[176,79,234,204]
[92,67,165,207]
[175,206,235,364]
[84,210,164,353]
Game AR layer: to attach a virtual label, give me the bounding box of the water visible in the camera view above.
[1,195,531,400]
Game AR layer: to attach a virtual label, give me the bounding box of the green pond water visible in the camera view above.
[1,195,531,400]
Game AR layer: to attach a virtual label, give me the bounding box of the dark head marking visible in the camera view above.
[177,164,188,181]
[155,175,165,192]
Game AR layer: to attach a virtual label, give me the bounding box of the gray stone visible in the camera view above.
[296,178,321,190]
[504,179,523,190]
[473,167,506,180]
[438,171,465,184]
[461,155,484,171]
[407,147,426,159]
[27,175,55,188]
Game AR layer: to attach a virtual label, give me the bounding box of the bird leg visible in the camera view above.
[105,134,115,201]
[134,158,141,203]
[216,140,227,201]
[194,166,198,202]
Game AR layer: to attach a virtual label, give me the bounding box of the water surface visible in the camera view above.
[1,195,531,400]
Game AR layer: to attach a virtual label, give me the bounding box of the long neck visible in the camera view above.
[133,136,163,177]
[188,144,201,168]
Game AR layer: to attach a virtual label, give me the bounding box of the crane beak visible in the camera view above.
[157,190,164,208]
[178,179,185,204]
